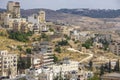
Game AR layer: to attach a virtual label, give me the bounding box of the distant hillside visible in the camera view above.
[21,9,68,21]
[0,8,6,12]
[20,8,83,23]
[1,8,120,19]
[1,8,120,18]
[20,8,120,19]
[19,8,120,30]
[57,9,120,18]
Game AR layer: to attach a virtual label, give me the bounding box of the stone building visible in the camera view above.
[7,1,20,18]
[28,11,48,33]
[0,1,28,32]
[32,41,54,67]
[109,40,120,55]
[0,50,17,79]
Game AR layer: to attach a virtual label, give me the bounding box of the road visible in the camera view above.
[67,48,93,63]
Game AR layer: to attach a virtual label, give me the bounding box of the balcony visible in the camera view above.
[43,59,54,62]
[43,56,50,59]
[43,56,53,59]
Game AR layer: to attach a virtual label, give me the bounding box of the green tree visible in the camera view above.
[26,57,31,68]
[0,32,3,36]
[17,56,26,73]
[17,56,31,72]
[41,33,50,41]
[82,38,93,49]
[89,60,93,71]
[64,34,70,40]
[100,64,104,76]
[53,54,58,63]
[9,31,33,42]
[58,40,69,46]
[54,46,61,53]
[49,28,54,32]
[26,48,32,54]
[114,59,120,72]
[108,60,111,73]
[41,33,48,38]
[17,46,22,51]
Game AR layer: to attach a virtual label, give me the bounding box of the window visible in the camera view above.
[14,64,16,66]
[4,65,7,68]
[4,61,7,64]
[14,60,16,62]
[9,15,11,18]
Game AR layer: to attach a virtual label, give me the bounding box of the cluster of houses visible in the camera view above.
[0,1,49,33]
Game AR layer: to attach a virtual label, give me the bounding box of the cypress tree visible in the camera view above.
[108,60,111,73]
[114,59,120,72]
[100,64,104,76]
[117,59,120,72]
[89,60,93,71]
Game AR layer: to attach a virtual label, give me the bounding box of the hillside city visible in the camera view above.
[0,1,120,80]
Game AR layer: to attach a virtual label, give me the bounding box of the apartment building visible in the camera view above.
[7,1,20,18]
[26,67,53,80]
[70,30,91,42]
[28,11,48,33]
[13,22,28,33]
[0,50,17,79]
[39,67,54,80]
[32,41,54,67]
[28,11,46,24]
[28,14,40,33]
[12,21,21,32]
[0,13,5,26]
[20,22,29,33]
[39,11,46,23]
[27,60,92,80]
[3,12,27,30]
[0,1,29,32]
[49,60,79,76]
[30,54,42,69]
[109,40,120,55]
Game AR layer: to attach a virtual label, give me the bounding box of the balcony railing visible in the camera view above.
[43,59,54,62]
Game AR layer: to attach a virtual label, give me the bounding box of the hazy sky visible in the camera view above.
[0,0,120,10]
